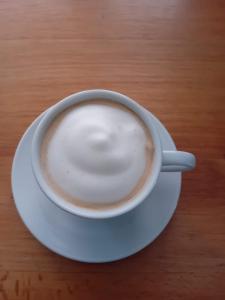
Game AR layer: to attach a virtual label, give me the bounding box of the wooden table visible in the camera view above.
[1,0,225,299]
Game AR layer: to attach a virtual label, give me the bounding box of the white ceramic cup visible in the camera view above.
[32,90,196,219]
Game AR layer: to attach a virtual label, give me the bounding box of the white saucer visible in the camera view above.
[12,111,181,263]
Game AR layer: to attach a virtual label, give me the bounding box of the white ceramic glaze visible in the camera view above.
[31,90,195,219]
[12,111,181,263]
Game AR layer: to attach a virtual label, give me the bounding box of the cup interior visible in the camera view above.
[31,90,162,219]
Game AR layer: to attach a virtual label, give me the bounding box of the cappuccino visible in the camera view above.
[40,100,154,210]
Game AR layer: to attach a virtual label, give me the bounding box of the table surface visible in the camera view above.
[1,0,225,299]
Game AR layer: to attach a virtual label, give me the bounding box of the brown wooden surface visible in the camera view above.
[1,0,225,299]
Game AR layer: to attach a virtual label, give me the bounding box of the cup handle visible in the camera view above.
[161,151,196,172]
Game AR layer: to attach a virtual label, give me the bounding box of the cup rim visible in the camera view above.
[31,89,162,219]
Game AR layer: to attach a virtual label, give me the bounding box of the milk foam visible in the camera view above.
[41,101,154,206]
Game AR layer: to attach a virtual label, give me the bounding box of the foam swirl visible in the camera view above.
[42,101,154,205]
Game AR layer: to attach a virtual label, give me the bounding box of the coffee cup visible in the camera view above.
[31,90,196,219]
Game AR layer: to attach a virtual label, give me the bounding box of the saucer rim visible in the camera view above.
[11,109,181,263]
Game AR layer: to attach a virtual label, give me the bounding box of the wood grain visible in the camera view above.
[1,0,225,299]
